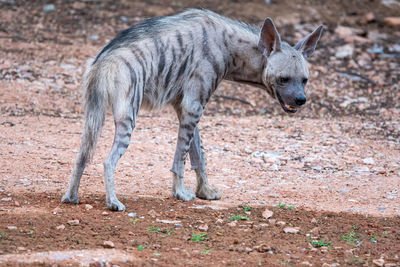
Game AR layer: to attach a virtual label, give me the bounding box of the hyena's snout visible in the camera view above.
[294,94,306,106]
[276,87,307,113]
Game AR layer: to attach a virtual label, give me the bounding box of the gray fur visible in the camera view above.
[62,9,323,211]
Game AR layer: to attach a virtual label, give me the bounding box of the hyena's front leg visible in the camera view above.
[189,127,221,200]
[171,103,204,201]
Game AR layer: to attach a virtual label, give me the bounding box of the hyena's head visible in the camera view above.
[258,18,324,113]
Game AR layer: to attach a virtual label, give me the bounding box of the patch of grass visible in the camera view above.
[130,218,139,224]
[161,229,174,237]
[201,247,213,255]
[147,226,161,233]
[228,214,249,221]
[277,204,295,210]
[137,245,144,251]
[352,225,359,230]
[370,233,378,243]
[191,233,207,242]
[341,232,361,246]
[29,230,35,236]
[153,252,161,256]
[350,258,365,263]
[310,239,332,248]
[241,205,252,212]
[0,232,7,238]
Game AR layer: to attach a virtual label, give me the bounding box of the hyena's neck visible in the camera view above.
[224,26,266,89]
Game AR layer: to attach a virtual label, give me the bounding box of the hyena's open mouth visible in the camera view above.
[276,91,298,113]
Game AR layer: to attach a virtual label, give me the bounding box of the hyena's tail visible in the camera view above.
[79,58,109,162]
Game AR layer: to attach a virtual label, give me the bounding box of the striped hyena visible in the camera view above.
[62,9,324,211]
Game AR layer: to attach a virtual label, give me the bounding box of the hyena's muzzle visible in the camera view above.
[275,77,308,113]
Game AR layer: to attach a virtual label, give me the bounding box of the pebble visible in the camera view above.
[363,157,375,165]
[128,212,137,218]
[155,219,181,224]
[52,207,63,215]
[228,221,237,227]
[68,219,79,225]
[335,45,354,59]
[216,218,224,224]
[85,204,93,210]
[276,221,286,226]
[262,209,273,219]
[283,227,300,234]
[103,240,115,248]
[384,17,400,27]
[17,247,26,251]
[372,258,385,266]
[1,197,12,202]
[311,218,317,224]
[102,211,109,215]
[43,4,55,12]
[89,35,99,41]
[198,224,209,232]
[56,224,65,230]
[7,226,17,230]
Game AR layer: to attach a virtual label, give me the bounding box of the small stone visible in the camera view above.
[372,258,385,266]
[276,221,286,226]
[102,211,109,215]
[216,218,224,224]
[268,219,276,225]
[384,17,400,27]
[52,207,63,215]
[283,227,300,234]
[262,209,273,219]
[228,221,237,227]
[56,224,65,230]
[43,4,55,12]
[335,45,354,59]
[311,218,317,224]
[362,157,375,165]
[148,209,159,218]
[300,261,312,266]
[72,2,85,9]
[198,224,209,232]
[103,240,115,248]
[85,204,93,210]
[67,219,79,225]
[90,35,99,41]
[156,219,181,224]
[245,247,253,253]
[254,244,271,253]
[363,12,375,23]
[128,212,137,218]
[17,247,26,251]
[14,201,20,207]
[1,197,12,202]
[352,166,370,172]
[7,226,17,230]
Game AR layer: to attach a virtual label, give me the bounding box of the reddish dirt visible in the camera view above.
[0,0,400,266]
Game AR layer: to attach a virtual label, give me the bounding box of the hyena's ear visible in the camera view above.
[258,18,281,57]
[294,25,324,58]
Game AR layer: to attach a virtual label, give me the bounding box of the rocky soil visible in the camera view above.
[0,0,399,265]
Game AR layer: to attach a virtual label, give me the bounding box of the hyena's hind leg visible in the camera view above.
[103,115,135,211]
[61,148,88,204]
[189,127,221,200]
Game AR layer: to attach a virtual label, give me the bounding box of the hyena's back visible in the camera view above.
[86,9,258,117]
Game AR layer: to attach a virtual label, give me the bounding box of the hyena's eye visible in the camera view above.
[302,78,308,85]
[279,77,290,84]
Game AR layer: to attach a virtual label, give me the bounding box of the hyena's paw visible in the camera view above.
[107,198,126,211]
[196,185,221,200]
[173,188,196,201]
[61,193,79,204]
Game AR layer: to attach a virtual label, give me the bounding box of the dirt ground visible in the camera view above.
[0,0,400,266]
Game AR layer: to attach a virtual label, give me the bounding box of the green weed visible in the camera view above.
[310,239,332,248]
[228,214,249,221]
[191,233,207,242]
[137,245,144,251]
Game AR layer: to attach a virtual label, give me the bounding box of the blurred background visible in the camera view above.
[0,0,399,132]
